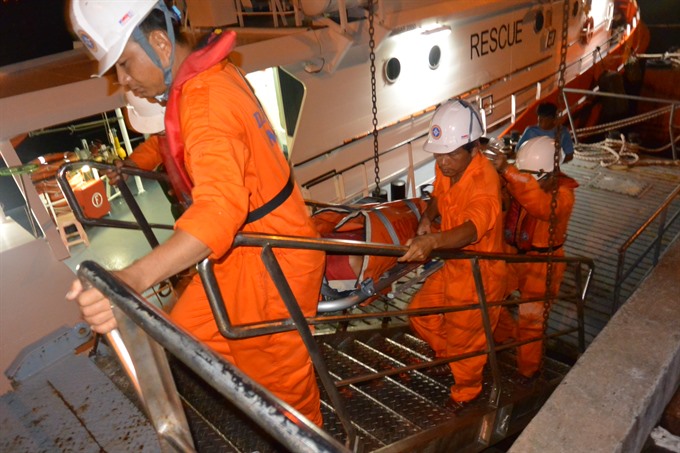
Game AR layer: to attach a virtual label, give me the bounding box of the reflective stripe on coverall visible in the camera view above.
[409,153,506,403]
[169,62,325,426]
[499,166,577,378]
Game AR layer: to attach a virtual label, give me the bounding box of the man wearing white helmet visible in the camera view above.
[398,99,507,406]
[490,136,578,384]
[65,1,325,426]
[106,91,166,185]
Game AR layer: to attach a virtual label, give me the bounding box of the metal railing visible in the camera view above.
[57,161,173,249]
[200,232,594,446]
[562,87,680,159]
[77,260,349,453]
[57,163,595,450]
[612,184,680,314]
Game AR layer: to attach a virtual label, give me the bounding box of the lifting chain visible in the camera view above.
[368,0,381,198]
[541,0,571,371]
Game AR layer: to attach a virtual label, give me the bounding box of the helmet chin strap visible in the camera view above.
[131,1,176,102]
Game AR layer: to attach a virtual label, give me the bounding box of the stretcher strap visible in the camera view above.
[403,199,422,221]
[245,173,295,224]
[371,209,399,244]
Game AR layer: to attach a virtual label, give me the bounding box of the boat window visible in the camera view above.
[384,57,401,83]
[428,45,441,70]
[277,67,305,140]
[535,11,545,33]
[572,1,580,17]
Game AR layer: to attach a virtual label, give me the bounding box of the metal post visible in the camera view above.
[292,0,302,27]
[511,94,516,125]
[612,250,626,316]
[562,90,579,146]
[574,264,585,353]
[260,245,359,449]
[470,257,501,407]
[78,261,349,453]
[235,0,244,27]
[338,0,348,32]
[670,103,677,160]
[109,316,196,453]
[115,107,145,194]
[653,209,668,265]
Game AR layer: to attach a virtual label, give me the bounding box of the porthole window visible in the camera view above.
[428,45,441,70]
[534,11,544,33]
[572,1,580,17]
[384,57,401,83]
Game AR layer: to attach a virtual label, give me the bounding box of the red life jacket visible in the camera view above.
[159,30,238,209]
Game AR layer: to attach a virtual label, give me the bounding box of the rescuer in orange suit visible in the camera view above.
[65,1,325,425]
[490,136,578,383]
[398,100,507,405]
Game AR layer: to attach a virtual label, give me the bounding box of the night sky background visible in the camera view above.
[1,0,678,211]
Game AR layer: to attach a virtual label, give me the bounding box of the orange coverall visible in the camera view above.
[162,62,324,425]
[499,166,577,378]
[126,134,162,170]
[410,153,506,403]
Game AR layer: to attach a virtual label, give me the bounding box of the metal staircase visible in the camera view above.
[140,326,570,453]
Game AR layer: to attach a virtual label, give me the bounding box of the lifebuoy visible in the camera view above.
[580,16,594,45]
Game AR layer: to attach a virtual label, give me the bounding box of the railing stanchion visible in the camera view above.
[260,245,360,449]
[653,208,668,265]
[470,257,502,407]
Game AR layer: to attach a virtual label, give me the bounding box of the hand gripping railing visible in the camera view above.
[77,260,350,453]
[201,232,595,445]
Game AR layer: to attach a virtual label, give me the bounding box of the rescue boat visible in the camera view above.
[1,1,679,452]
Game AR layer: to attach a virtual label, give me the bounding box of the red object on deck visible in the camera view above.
[73,179,110,219]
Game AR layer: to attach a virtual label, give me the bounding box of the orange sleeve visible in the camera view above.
[127,134,163,171]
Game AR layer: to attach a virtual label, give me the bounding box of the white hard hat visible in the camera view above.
[424,99,485,154]
[70,0,159,76]
[125,91,165,134]
[516,136,564,179]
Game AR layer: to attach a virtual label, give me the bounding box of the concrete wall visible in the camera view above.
[510,239,680,452]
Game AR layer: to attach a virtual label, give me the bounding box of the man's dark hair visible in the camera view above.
[461,139,479,152]
[137,7,187,45]
[536,102,558,118]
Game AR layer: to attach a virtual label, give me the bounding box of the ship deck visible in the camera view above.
[1,154,678,452]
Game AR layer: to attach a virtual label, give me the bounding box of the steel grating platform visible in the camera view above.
[99,325,568,453]
[550,159,680,347]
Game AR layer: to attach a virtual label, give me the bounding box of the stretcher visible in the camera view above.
[311,198,443,313]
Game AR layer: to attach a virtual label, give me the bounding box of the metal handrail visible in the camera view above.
[56,161,174,249]
[199,232,594,439]
[562,87,680,159]
[59,167,594,448]
[612,185,680,314]
[77,260,350,453]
